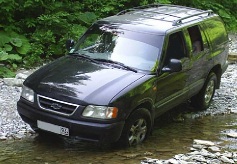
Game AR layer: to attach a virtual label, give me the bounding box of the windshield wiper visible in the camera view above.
[69,53,99,63]
[95,58,137,73]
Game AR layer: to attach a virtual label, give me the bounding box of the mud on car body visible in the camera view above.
[17,4,228,146]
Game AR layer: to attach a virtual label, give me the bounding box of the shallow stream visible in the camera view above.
[0,112,237,164]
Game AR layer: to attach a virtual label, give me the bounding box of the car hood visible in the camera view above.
[25,55,145,105]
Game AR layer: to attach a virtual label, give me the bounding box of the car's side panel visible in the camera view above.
[154,71,188,117]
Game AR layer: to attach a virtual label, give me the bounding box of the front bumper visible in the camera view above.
[17,99,124,143]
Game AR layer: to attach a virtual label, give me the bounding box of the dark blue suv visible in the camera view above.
[17,4,229,146]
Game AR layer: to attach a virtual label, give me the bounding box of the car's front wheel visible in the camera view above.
[117,108,152,147]
[191,72,217,110]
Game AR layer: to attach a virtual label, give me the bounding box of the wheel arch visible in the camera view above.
[208,64,222,89]
[128,99,154,116]
[126,100,155,127]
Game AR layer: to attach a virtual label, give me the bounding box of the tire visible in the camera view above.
[191,72,217,110]
[117,108,152,147]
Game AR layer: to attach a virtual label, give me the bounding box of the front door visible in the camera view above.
[154,31,191,117]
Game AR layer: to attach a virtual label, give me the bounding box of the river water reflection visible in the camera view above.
[1,113,237,164]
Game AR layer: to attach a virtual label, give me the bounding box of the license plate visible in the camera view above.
[37,120,69,136]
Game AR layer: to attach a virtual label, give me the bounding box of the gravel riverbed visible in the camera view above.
[0,34,237,163]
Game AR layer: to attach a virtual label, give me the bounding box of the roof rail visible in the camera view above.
[116,4,213,26]
[172,10,214,26]
[116,4,203,16]
[116,4,162,15]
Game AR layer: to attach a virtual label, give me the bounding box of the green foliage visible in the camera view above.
[0,66,16,78]
[0,30,30,77]
[0,0,236,77]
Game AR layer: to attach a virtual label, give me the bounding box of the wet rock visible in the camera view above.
[12,134,24,140]
[208,146,221,152]
[0,136,7,140]
[220,155,235,163]
[142,139,237,164]
[166,158,182,164]
[209,159,221,164]
[193,139,215,146]
[227,132,237,138]
[230,108,237,114]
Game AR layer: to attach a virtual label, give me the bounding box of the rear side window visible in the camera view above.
[203,17,228,48]
[188,25,204,53]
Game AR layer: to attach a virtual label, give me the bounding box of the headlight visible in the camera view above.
[82,105,118,119]
[21,85,34,103]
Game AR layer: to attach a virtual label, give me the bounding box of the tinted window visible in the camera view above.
[164,31,187,65]
[203,17,228,48]
[188,25,204,53]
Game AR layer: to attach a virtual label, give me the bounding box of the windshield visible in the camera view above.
[70,24,164,72]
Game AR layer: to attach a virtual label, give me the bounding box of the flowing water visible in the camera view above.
[0,110,237,164]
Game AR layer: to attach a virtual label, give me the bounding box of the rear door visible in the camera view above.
[185,25,211,98]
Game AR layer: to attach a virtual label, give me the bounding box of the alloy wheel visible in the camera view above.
[204,79,215,104]
[128,118,147,145]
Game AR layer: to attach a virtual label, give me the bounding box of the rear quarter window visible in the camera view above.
[202,17,228,49]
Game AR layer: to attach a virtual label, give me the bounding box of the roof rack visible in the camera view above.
[172,10,214,26]
[116,4,203,15]
[116,4,162,15]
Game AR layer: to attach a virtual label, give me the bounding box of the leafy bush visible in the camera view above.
[0,30,30,77]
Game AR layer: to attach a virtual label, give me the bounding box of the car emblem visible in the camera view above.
[50,103,62,110]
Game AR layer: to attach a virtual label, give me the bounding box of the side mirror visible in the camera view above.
[162,59,182,73]
[66,39,75,51]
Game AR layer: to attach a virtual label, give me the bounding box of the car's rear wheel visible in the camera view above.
[117,108,152,147]
[191,72,217,110]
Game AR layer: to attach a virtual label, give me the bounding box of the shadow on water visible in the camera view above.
[1,105,237,164]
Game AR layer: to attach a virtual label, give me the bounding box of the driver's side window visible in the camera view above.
[164,31,186,66]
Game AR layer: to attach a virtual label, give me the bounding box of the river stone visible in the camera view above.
[193,139,215,146]
[230,108,237,114]
[189,154,206,162]
[142,158,160,164]
[178,155,189,161]
[0,134,7,140]
[166,158,180,164]
[220,155,235,163]
[223,152,234,158]
[3,78,24,87]
[209,159,221,164]
[227,132,237,138]
[208,146,221,152]
[15,73,28,80]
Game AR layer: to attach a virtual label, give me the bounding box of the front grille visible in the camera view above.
[37,95,79,116]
